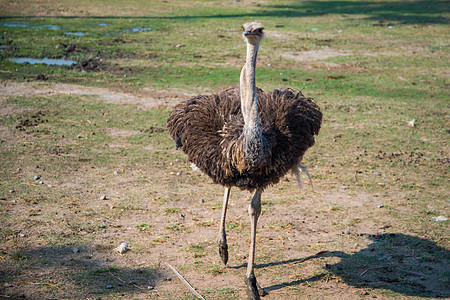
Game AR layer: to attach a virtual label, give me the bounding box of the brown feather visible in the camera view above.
[167,85,322,191]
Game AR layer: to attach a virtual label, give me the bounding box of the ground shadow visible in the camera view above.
[0,245,166,299]
[326,233,450,298]
[236,233,449,298]
[1,0,448,25]
[265,0,449,24]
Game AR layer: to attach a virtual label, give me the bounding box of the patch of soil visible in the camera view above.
[35,74,48,81]
[0,82,193,109]
[372,20,395,27]
[72,58,106,72]
[0,125,17,144]
[112,49,159,60]
[327,75,345,80]
[374,150,439,164]
[105,127,141,138]
[59,43,91,56]
[145,126,165,134]
[281,49,353,62]
[15,111,48,131]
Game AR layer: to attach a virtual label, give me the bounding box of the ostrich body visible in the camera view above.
[167,22,322,299]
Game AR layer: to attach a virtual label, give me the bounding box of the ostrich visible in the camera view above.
[167,22,322,299]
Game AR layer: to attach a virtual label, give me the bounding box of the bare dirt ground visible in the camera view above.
[1,81,448,300]
[1,81,193,110]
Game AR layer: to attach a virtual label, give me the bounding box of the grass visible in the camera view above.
[0,0,449,299]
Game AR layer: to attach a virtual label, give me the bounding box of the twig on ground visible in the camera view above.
[167,263,205,300]
[360,266,388,277]
[13,281,59,288]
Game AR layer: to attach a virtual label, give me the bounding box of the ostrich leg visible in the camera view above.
[294,163,313,188]
[217,187,231,265]
[245,189,266,299]
[293,156,313,188]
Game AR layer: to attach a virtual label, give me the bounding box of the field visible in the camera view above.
[0,0,449,299]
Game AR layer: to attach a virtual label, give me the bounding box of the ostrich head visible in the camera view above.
[241,22,264,45]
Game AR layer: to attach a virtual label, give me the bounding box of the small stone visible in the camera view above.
[378,183,385,186]
[433,216,448,222]
[47,184,53,188]
[100,195,107,200]
[39,181,44,184]
[200,199,205,203]
[355,243,360,247]
[114,171,120,175]
[4,282,13,287]
[165,277,172,281]
[113,242,129,254]
[106,284,113,289]
[378,205,384,208]
[175,44,184,48]
[147,285,154,290]
[19,234,25,237]
[408,119,416,127]
[73,248,80,253]
[128,280,136,285]
[9,190,15,194]
[176,172,181,176]
[77,134,83,138]
[17,168,22,172]
[34,175,40,180]
[12,200,18,204]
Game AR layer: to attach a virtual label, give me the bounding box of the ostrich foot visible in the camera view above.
[244,275,267,299]
[217,236,228,265]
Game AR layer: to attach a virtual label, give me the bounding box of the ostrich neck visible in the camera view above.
[240,41,260,129]
[237,39,269,169]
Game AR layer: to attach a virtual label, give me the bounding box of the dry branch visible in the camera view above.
[167,263,205,300]
[13,281,59,288]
